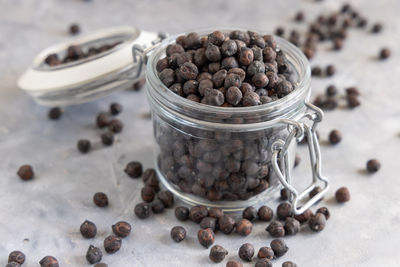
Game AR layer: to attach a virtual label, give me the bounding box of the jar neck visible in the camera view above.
[146,29,311,131]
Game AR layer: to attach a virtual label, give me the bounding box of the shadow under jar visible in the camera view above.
[145,29,328,213]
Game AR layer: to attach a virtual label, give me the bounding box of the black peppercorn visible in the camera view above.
[258,206,273,221]
[94,263,108,267]
[159,68,175,87]
[209,207,224,219]
[283,261,298,267]
[96,112,109,128]
[101,132,114,146]
[275,27,285,37]
[48,107,62,120]
[252,73,269,88]
[157,190,174,208]
[124,161,143,178]
[309,186,323,200]
[238,243,254,262]
[104,235,122,254]
[329,129,342,145]
[335,187,350,203]
[308,213,326,232]
[141,186,155,202]
[326,65,336,76]
[255,258,273,267]
[294,208,313,224]
[77,139,91,154]
[276,202,293,220]
[347,94,360,108]
[112,221,131,238]
[202,89,225,106]
[6,262,20,267]
[175,206,189,221]
[171,226,186,242]
[242,91,260,106]
[110,103,122,115]
[236,219,253,236]
[333,38,344,50]
[326,85,338,96]
[80,220,97,238]
[284,217,301,235]
[226,86,243,106]
[93,192,108,207]
[226,261,243,267]
[257,247,274,260]
[8,251,25,264]
[198,228,215,248]
[108,119,123,133]
[239,47,254,66]
[371,23,383,33]
[311,66,322,76]
[200,217,217,231]
[316,207,330,220]
[133,78,146,91]
[69,24,80,35]
[134,202,150,219]
[39,256,59,267]
[151,199,165,214]
[219,215,236,234]
[294,11,304,22]
[86,245,102,264]
[379,48,391,60]
[270,239,288,257]
[242,206,258,221]
[209,245,228,263]
[266,220,285,237]
[189,205,209,223]
[17,165,34,181]
[366,159,381,173]
[280,188,289,201]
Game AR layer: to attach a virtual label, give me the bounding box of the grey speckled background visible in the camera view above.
[1,0,400,266]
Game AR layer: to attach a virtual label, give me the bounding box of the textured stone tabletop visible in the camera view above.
[1,0,400,266]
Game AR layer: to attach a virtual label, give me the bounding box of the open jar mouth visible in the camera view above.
[146,27,312,130]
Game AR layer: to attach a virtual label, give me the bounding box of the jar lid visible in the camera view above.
[18,26,161,106]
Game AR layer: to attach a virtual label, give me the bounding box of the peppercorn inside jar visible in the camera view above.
[145,28,328,212]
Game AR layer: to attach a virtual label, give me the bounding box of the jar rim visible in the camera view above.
[146,27,311,124]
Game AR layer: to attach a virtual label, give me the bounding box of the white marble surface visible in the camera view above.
[1,0,400,266]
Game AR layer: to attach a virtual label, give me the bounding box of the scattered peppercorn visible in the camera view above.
[93,192,108,207]
[141,186,156,202]
[209,245,228,263]
[101,132,114,146]
[86,245,102,264]
[239,243,254,262]
[280,188,289,201]
[284,217,301,235]
[326,65,336,76]
[311,66,322,76]
[124,161,143,178]
[257,247,274,260]
[316,207,330,220]
[96,112,109,128]
[171,226,186,242]
[366,159,381,173]
[236,219,253,236]
[17,165,34,181]
[276,202,293,220]
[189,205,209,223]
[175,206,190,221]
[134,202,150,219]
[80,220,97,238]
[294,208,313,224]
[208,207,224,219]
[379,48,391,60]
[219,215,236,234]
[151,199,165,213]
[157,190,174,208]
[108,119,123,133]
[270,239,288,257]
[197,228,215,248]
[133,78,146,91]
[69,24,80,35]
[6,262,20,267]
[77,139,91,153]
[329,129,342,145]
[39,256,59,267]
[283,261,298,267]
[347,94,361,108]
[104,235,122,254]
[335,187,351,203]
[266,220,285,237]
[110,103,122,115]
[242,206,258,221]
[309,186,323,200]
[371,23,383,33]
[48,107,62,120]
[255,258,273,267]
[326,85,338,96]
[200,217,217,231]
[226,261,243,267]
[8,251,25,265]
[308,213,327,232]
[112,221,131,238]
[258,205,273,221]
[94,264,108,267]
[294,11,305,22]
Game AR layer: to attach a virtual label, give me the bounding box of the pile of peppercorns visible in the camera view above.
[156,30,296,107]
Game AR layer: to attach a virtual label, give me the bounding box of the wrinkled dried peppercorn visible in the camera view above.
[93,192,108,207]
[308,213,326,232]
[326,85,338,96]
[124,161,143,178]
[258,205,273,221]
[294,208,313,224]
[6,262,20,267]
[8,251,25,265]
[200,217,217,231]
[236,219,253,236]
[134,202,150,219]
[219,215,236,234]
[282,261,298,267]
[96,112,109,128]
[226,261,243,267]
[151,199,165,213]
[284,217,301,235]
[80,220,97,238]
[379,48,391,60]
[104,235,121,254]
[110,103,122,115]
[86,245,102,264]
[69,24,80,35]
[255,259,273,267]
[112,221,131,238]
[326,65,336,76]
[209,245,228,263]
[171,226,186,242]
[270,239,288,257]
[17,165,34,181]
[316,207,330,220]
[266,220,285,237]
[141,186,155,202]
[209,207,224,219]
[39,256,59,267]
[239,243,254,262]
[371,23,383,33]
[277,202,293,220]
[101,132,114,146]
[48,107,62,120]
[175,206,189,221]
[190,205,209,223]
[366,159,381,173]
[309,186,323,200]
[242,206,258,221]
[257,247,274,260]
[77,139,91,154]
[335,187,350,202]
[329,129,342,145]
[198,228,215,248]
[157,190,174,208]
[108,119,123,133]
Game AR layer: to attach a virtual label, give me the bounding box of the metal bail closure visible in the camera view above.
[271,102,329,215]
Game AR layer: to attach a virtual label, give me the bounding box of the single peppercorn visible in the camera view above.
[294,208,313,224]
[157,190,174,208]
[276,202,293,220]
[69,24,80,35]
[255,258,273,267]
[108,119,123,133]
[101,132,114,146]
[218,215,236,234]
[197,228,215,248]
[104,235,122,254]
[270,239,288,257]
[141,186,156,202]
[110,103,122,115]
[236,219,253,236]
[94,264,108,267]
[112,221,131,238]
[8,251,25,264]
[308,213,327,232]
[171,226,186,242]
[335,187,351,203]
[80,220,97,238]
[77,139,91,153]
[208,207,224,219]
[151,199,165,214]
[93,192,108,207]
[347,94,361,108]
[96,112,109,128]
[209,245,228,263]
[266,220,285,237]
[326,85,338,96]
[316,207,330,220]
[17,165,34,181]
[124,161,143,178]
[238,243,254,262]
[284,217,301,235]
[326,65,336,76]
[329,129,342,145]
[86,245,102,264]
[134,202,150,219]
[175,206,189,221]
[189,205,209,223]
[311,66,322,76]
[200,217,217,231]
[366,159,381,173]
[258,205,273,221]
[309,186,324,201]
[379,48,391,60]
[283,261,298,267]
[39,256,59,267]
[226,261,243,267]
[294,11,304,22]
[257,247,274,260]
[371,23,383,33]
[133,78,146,91]
[280,188,289,201]
[242,206,258,221]
[6,263,21,267]
[48,107,62,120]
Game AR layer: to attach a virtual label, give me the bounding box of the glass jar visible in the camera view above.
[145,29,329,213]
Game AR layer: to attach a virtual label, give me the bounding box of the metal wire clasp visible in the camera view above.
[271,102,329,215]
